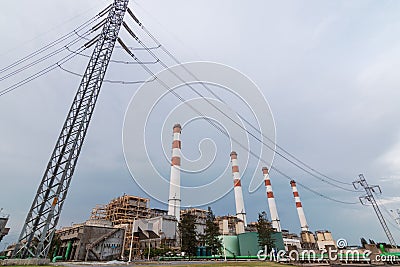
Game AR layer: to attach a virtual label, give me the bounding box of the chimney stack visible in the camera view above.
[290,180,309,232]
[230,151,247,228]
[168,124,182,221]
[262,167,281,232]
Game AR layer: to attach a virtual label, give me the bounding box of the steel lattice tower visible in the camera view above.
[12,0,129,258]
[354,174,396,247]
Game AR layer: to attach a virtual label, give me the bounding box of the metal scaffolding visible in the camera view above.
[108,195,149,259]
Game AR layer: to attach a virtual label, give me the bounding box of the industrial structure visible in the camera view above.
[12,0,130,258]
[55,220,124,261]
[216,215,245,236]
[103,195,149,257]
[53,194,178,261]
[315,230,336,250]
[354,174,396,246]
[0,0,396,260]
[290,180,309,232]
[281,230,302,250]
[230,151,247,233]
[0,210,9,243]
[262,167,281,232]
[5,124,347,261]
[168,124,182,222]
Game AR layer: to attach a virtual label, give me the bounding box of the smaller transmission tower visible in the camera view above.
[353,174,396,246]
[391,209,400,225]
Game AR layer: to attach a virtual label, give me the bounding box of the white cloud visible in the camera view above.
[379,135,400,173]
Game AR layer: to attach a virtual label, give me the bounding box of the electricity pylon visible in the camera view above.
[12,0,129,258]
[353,174,396,247]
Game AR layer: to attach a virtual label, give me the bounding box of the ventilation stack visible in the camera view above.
[230,151,247,231]
[290,180,309,231]
[168,124,182,221]
[262,167,281,232]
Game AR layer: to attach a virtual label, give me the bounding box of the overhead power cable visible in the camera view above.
[123,9,359,188]
[117,37,358,205]
[120,21,360,193]
[57,63,156,84]
[375,196,400,230]
[124,7,356,188]
[115,44,161,50]
[0,12,103,76]
[140,23,356,188]
[0,45,87,97]
[122,9,358,189]
[0,30,93,83]
[65,46,159,65]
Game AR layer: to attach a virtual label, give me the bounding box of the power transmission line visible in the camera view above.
[0,11,104,75]
[120,18,360,193]
[126,7,355,188]
[117,37,358,205]
[0,45,87,97]
[65,45,160,64]
[354,174,396,246]
[57,63,156,84]
[0,31,93,82]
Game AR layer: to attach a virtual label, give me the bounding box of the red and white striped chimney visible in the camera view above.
[290,180,309,232]
[262,167,281,232]
[230,151,247,226]
[168,124,181,221]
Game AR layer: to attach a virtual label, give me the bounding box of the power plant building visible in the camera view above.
[55,220,125,261]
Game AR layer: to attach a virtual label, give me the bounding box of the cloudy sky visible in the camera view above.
[1,0,400,248]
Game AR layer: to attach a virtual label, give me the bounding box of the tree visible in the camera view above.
[178,213,197,258]
[360,237,368,248]
[204,207,222,255]
[256,211,274,253]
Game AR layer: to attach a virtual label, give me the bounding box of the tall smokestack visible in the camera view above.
[230,151,247,227]
[168,124,182,221]
[290,180,309,232]
[262,167,281,232]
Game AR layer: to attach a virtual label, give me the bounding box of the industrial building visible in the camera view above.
[315,230,336,250]
[53,194,179,261]
[56,219,124,261]
[46,127,341,262]
[216,215,244,236]
[281,229,302,250]
[136,214,178,250]
[0,210,9,243]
